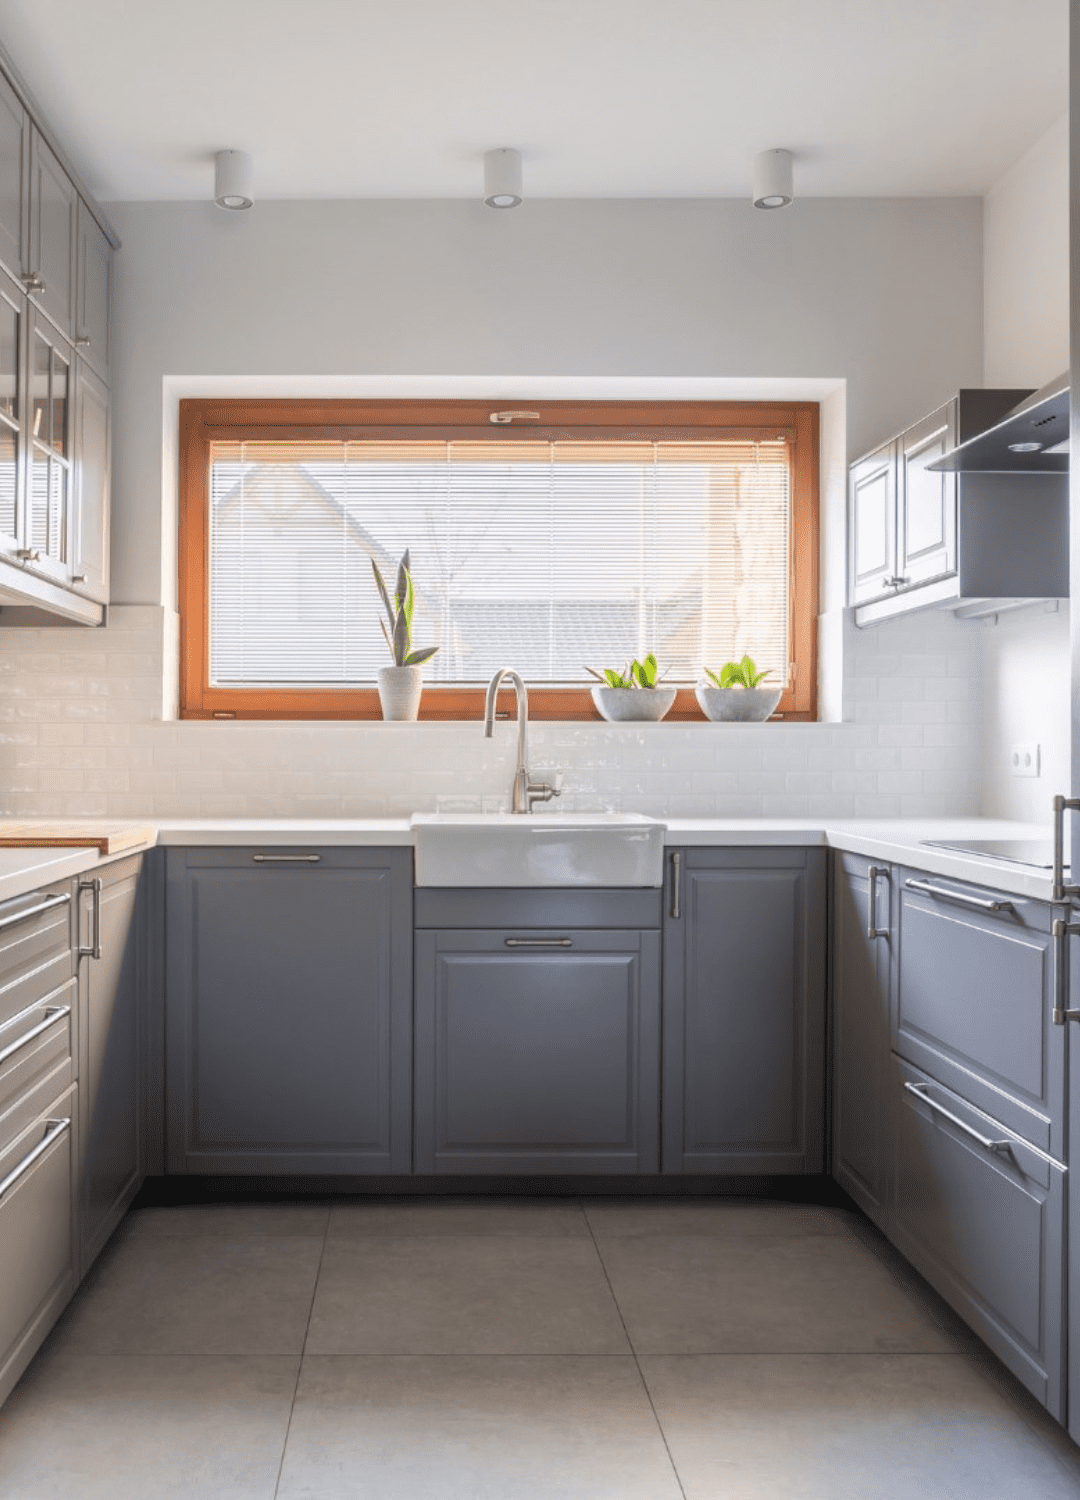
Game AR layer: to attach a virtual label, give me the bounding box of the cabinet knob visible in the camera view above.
[74,335,91,348]
[72,573,87,584]
[15,547,40,562]
[884,575,906,588]
[21,273,44,294]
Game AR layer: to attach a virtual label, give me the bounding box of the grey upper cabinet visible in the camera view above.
[414,888,661,1175]
[75,201,110,386]
[71,357,109,601]
[78,855,144,1276]
[830,853,891,1228]
[662,846,826,1174]
[25,306,73,589]
[0,263,24,564]
[897,403,956,589]
[166,846,413,1175]
[849,440,898,605]
[0,71,28,284]
[27,130,75,342]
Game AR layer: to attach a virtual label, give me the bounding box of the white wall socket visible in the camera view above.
[1010,743,1040,778]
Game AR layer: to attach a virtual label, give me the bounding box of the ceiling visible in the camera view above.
[0,0,1067,204]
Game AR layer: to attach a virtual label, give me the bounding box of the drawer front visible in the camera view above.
[892,1057,1064,1418]
[895,870,1061,1155]
[0,1082,76,1406]
[0,885,74,1025]
[0,977,75,1128]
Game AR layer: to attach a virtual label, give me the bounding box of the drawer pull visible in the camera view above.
[0,890,70,933]
[867,865,888,939]
[1051,918,1080,1024]
[0,1004,70,1067]
[77,877,102,959]
[252,853,321,864]
[904,1082,1014,1158]
[0,1117,69,1202]
[504,937,573,948]
[670,851,681,920]
[904,879,1013,915]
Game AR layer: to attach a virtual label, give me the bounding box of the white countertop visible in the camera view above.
[0,837,159,904]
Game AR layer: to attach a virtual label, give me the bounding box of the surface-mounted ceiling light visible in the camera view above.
[483,148,523,209]
[214,150,254,210]
[752,149,794,210]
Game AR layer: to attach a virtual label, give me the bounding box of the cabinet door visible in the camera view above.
[662,846,826,1174]
[75,201,110,385]
[166,847,413,1175]
[71,357,108,601]
[24,308,72,587]
[414,927,660,1174]
[898,402,957,588]
[831,854,891,1227]
[0,264,24,562]
[849,441,897,604]
[27,130,75,340]
[0,71,28,283]
[78,856,143,1275]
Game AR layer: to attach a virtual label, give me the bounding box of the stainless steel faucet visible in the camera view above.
[483,668,560,814]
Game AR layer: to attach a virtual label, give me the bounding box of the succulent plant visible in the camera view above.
[371,550,439,668]
[704,654,772,689]
[586,653,662,689]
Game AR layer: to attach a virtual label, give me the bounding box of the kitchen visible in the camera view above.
[0,1,1078,1495]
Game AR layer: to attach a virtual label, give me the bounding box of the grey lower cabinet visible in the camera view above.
[77,854,145,1275]
[165,846,412,1175]
[414,887,661,1174]
[662,846,826,1174]
[830,853,891,1227]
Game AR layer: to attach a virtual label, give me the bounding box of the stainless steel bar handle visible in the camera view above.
[0,1004,70,1067]
[0,1117,69,1201]
[1052,918,1080,1024]
[904,1082,1014,1158]
[867,866,888,939]
[670,851,681,920]
[21,273,44,293]
[904,879,1013,915]
[0,890,70,933]
[1052,794,1080,902]
[252,853,321,863]
[504,937,573,948]
[77,877,102,959]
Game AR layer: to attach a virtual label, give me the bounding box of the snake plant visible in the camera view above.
[371,550,439,667]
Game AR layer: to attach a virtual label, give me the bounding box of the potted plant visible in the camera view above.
[585,654,677,723]
[696,654,782,722]
[371,550,438,721]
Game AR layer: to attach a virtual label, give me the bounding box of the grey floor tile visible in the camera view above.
[598,1231,958,1353]
[640,1353,1080,1499]
[277,1355,683,1500]
[306,1234,630,1354]
[49,1232,323,1356]
[584,1197,859,1241]
[328,1196,588,1239]
[0,1354,298,1500]
[124,1203,330,1240]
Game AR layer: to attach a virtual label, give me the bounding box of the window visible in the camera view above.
[179,400,818,719]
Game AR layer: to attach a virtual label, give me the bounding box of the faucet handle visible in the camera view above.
[526,771,562,810]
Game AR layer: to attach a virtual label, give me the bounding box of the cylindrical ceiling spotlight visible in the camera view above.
[483,148,523,209]
[214,150,254,210]
[751,149,794,209]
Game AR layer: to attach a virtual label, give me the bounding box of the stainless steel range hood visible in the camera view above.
[928,372,1069,473]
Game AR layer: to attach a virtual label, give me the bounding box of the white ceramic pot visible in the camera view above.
[377,665,424,721]
[591,685,677,723]
[695,684,783,722]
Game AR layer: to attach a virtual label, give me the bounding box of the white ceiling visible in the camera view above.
[0,0,1067,204]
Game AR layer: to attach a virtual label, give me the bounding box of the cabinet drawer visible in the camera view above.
[0,884,73,1023]
[895,871,1060,1155]
[891,1058,1064,1418]
[0,976,75,1127]
[0,1082,76,1408]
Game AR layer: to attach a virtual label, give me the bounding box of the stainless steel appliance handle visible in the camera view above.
[0,1117,69,1201]
[1053,794,1080,902]
[0,890,70,933]
[0,1005,70,1067]
[904,1083,1014,1158]
[670,851,681,920]
[252,853,321,864]
[867,865,888,939]
[904,879,1013,914]
[504,937,573,948]
[77,877,102,959]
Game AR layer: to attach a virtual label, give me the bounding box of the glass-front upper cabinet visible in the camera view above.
[0,267,22,556]
[26,308,71,584]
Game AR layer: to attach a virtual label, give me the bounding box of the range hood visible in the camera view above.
[929,373,1069,473]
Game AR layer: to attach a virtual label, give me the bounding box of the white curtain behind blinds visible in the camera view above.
[208,437,791,688]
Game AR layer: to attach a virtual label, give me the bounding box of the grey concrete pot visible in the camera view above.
[695,684,783,722]
[377,665,424,721]
[591,685,677,723]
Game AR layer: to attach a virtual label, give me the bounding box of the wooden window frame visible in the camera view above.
[179,398,818,721]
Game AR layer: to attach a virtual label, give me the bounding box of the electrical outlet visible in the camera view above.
[1010,743,1040,778]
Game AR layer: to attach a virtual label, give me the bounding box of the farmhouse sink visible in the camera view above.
[410,812,666,888]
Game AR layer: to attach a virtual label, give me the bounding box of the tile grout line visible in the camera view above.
[271,1207,331,1500]
[581,1201,688,1500]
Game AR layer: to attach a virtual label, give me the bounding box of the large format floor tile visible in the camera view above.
[123,1203,330,1240]
[306,1235,630,1354]
[597,1230,957,1353]
[641,1353,1080,1499]
[49,1231,323,1356]
[0,1354,298,1500]
[328,1196,589,1239]
[584,1197,860,1242]
[277,1355,683,1500]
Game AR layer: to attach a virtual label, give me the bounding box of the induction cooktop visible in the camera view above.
[920,838,1060,870]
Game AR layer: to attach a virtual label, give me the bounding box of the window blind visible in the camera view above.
[207,437,792,690]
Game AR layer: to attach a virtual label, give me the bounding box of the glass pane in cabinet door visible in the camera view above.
[0,295,18,421]
[32,330,49,449]
[48,459,65,560]
[29,446,47,551]
[0,422,16,536]
[51,345,68,457]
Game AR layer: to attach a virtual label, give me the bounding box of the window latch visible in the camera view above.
[489,410,541,425]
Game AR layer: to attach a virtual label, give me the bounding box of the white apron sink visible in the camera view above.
[410,812,666,888]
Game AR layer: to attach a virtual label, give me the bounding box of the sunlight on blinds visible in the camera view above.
[207,438,791,688]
